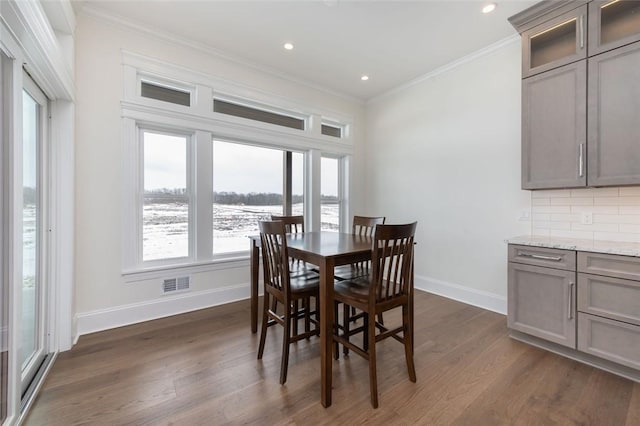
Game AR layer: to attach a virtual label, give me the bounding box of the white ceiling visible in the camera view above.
[76,0,536,101]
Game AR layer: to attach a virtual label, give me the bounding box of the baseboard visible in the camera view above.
[415,274,507,315]
[76,283,250,337]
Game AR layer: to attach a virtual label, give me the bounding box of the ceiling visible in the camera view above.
[75,0,537,101]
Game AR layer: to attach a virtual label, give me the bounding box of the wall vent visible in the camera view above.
[162,276,190,294]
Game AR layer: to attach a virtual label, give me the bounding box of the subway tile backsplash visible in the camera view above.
[531,187,640,243]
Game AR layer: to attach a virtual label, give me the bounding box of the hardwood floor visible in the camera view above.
[25,291,640,425]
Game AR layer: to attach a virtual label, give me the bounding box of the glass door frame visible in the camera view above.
[20,72,49,396]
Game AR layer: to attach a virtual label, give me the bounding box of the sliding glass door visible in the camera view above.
[0,50,9,426]
[21,74,48,395]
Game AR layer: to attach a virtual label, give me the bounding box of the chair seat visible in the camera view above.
[334,277,370,301]
[290,275,320,294]
[333,264,370,281]
[289,265,319,280]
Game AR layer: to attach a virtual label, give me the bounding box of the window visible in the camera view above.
[213,140,304,254]
[141,130,191,262]
[123,57,353,273]
[321,156,340,232]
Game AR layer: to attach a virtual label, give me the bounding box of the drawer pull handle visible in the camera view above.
[568,282,574,320]
[520,253,563,262]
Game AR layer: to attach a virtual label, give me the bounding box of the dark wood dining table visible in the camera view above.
[249,231,373,407]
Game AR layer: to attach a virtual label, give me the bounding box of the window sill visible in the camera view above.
[122,253,251,283]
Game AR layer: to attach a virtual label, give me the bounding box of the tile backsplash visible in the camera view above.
[531,187,640,243]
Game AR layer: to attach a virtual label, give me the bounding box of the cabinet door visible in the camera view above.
[522,61,587,189]
[522,5,587,78]
[508,262,577,349]
[588,42,640,186]
[589,0,640,56]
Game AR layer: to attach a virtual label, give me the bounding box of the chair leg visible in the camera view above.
[377,312,384,326]
[258,293,270,359]
[368,312,378,409]
[292,300,299,336]
[343,303,350,356]
[304,297,311,337]
[280,301,292,385]
[334,302,340,360]
[403,305,416,382]
[363,313,369,351]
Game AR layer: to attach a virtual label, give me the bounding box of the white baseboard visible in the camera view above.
[76,283,250,337]
[75,277,505,341]
[415,274,506,315]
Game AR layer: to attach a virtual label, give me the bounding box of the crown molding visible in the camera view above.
[79,4,364,106]
[508,0,587,34]
[368,34,520,105]
[1,0,74,100]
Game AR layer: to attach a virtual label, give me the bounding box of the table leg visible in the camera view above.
[319,258,335,408]
[250,240,259,333]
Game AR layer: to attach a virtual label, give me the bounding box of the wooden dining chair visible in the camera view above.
[257,220,319,384]
[334,215,385,281]
[269,215,319,335]
[332,222,418,408]
[270,215,318,278]
[334,215,385,356]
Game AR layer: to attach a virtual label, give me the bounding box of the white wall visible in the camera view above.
[74,12,366,335]
[365,39,531,313]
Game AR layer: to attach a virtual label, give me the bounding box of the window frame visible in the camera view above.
[138,126,194,266]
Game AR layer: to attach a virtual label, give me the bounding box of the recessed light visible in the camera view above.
[284,42,294,50]
[482,3,497,13]
[361,75,369,81]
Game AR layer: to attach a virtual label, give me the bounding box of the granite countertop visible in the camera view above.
[506,235,640,257]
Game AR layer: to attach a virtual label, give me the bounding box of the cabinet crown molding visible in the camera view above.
[509,0,588,34]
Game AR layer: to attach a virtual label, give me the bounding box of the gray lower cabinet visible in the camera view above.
[508,244,640,381]
[521,61,586,189]
[508,250,577,348]
[587,41,640,186]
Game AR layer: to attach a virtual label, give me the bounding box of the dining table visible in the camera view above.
[249,231,373,408]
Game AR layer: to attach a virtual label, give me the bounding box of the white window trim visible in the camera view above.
[122,52,354,277]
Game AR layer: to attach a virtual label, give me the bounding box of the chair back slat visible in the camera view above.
[371,222,417,303]
[270,215,305,234]
[259,220,291,298]
[352,215,385,236]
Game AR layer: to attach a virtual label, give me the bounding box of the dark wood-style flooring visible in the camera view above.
[25,291,640,425]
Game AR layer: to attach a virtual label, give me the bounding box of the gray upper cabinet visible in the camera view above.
[522,5,588,78]
[522,61,587,189]
[511,0,640,189]
[588,41,640,186]
[589,0,640,56]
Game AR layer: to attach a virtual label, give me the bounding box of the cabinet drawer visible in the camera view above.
[578,273,640,326]
[578,313,640,370]
[509,244,576,271]
[578,251,640,280]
